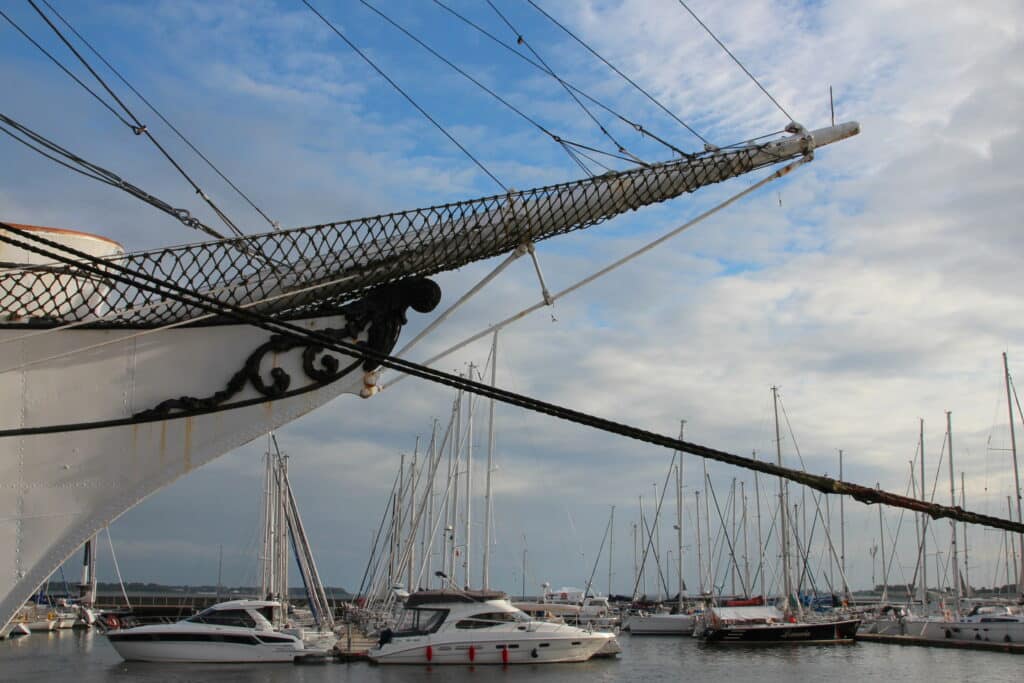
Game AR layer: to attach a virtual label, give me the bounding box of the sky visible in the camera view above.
[2,0,1023,599]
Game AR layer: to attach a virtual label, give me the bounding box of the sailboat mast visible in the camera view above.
[703,462,713,600]
[276,453,289,613]
[677,463,684,607]
[482,332,497,590]
[1003,352,1024,595]
[753,451,765,600]
[1008,497,1019,593]
[608,505,615,598]
[464,364,474,590]
[694,491,704,596]
[877,483,888,602]
[675,420,685,606]
[408,439,418,592]
[259,448,272,599]
[946,411,960,614]
[919,418,928,605]
[961,472,970,597]
[741,481,751,597]
[839,449,848,598]
[449,388,462,581]
[730,478,737,596]
[772,386,793,614]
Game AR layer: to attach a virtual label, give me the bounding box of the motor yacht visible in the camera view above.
[908,604,1024,643]
[368,590,615,664]
[106,599,305,662]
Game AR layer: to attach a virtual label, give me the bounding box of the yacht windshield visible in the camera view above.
[394,608,448,636]
[187,608,257,628]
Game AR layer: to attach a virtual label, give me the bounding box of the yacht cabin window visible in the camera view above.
[394,608,448,636]
[455,612,522,629]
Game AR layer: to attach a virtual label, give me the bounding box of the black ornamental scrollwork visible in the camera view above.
[134,278,441,419]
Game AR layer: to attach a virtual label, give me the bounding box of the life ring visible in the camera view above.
[103,614,120,630]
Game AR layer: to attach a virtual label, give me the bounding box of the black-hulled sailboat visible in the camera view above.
[701,387,860,644]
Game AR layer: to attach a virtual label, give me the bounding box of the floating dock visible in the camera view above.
[857,632,1024,654]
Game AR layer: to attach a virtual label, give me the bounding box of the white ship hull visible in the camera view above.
[0,288,431,632]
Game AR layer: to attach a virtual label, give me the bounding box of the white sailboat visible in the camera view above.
[0,2,860,637]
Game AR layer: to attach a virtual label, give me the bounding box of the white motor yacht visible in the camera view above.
[368,590,615,664]
[909,604,1024,644]
[106,600,305,662]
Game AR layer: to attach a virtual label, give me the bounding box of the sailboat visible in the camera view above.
[0,2,860,636]
[700,388,860,645]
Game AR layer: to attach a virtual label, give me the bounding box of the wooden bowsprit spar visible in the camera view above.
[3,222,1021,538]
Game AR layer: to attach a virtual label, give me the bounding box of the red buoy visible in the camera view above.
[468,645,476,662]
[425,645,433,662]
[501,646,509,664]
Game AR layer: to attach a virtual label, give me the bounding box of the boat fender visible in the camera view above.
[1005,634,1012,643]
[944,629,951,639]
[468,645,475,662]
[502,646,509,664]
[378,628,393,646]
[425,645,433,662]
[531,647,539,659]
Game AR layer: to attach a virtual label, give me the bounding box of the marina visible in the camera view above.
[2,0,1023,680]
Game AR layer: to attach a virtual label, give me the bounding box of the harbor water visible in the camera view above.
[2,629,1019,682]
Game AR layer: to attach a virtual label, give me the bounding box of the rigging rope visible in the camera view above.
[485,0,642,165]
[0,113,228,240]
[357,0,626,176]
[38,0,280,231]
[302,0,507,192]
[430,0,692,159]
[525,0,711,147]
[675,0,794,124]
[1,221,1021,537]
[25,0,247,240]
[0,9,137,130]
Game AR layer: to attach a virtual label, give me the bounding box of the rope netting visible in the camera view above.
[2,140,796,328]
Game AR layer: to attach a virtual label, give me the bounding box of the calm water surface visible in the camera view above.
[1,629,1019,682]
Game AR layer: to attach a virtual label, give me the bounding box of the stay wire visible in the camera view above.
[1,223,1021,537]
[430,0,692,158]
[39,0,280,231]
[525,0,711,147]
[675,0,794,123]
[25,0,248,240]
[0,112,228,240]
[0,9,136,130]
[304,0,507,193]
[356,0,624,178]
[484,0,643,165]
